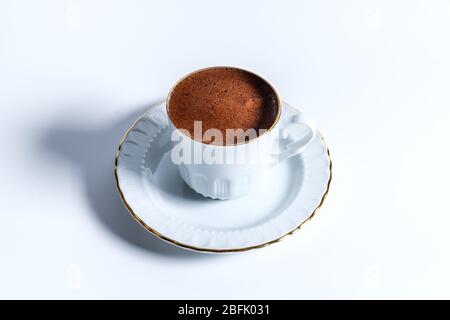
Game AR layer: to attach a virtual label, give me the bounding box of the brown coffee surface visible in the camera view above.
[168,67,279,145]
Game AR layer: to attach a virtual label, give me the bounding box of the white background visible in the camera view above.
[1,0,449,299]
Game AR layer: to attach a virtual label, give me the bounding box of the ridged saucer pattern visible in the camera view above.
[115,102,331,253]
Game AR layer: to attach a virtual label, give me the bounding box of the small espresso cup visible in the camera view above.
[166,67,316,200]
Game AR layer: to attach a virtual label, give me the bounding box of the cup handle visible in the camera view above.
[269,108,317,167]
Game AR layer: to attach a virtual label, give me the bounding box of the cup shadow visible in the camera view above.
[40,100,211,258]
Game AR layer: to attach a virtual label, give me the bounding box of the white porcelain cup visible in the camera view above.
[167,67,317,200]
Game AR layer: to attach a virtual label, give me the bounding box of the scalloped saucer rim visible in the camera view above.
[114,102,332,253]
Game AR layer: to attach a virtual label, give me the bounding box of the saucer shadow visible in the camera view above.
[41,100,211,258]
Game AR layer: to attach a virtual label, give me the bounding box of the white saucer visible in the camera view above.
[115,102,332,253]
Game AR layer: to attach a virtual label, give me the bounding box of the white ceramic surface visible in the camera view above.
[170,103,317,200]
[115,102,332,252]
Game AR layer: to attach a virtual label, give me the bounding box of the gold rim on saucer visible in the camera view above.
[114,108,332,253]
